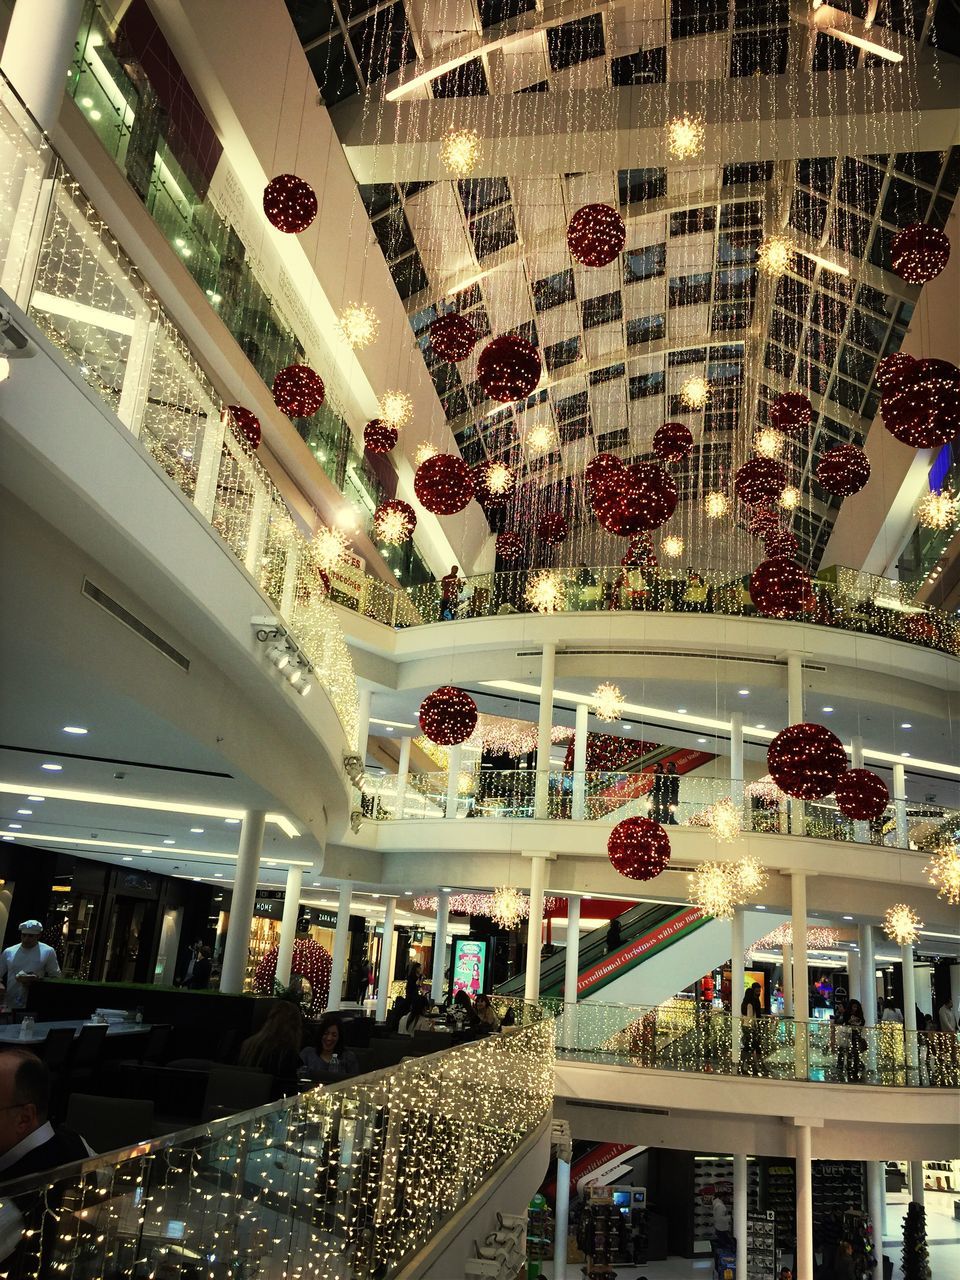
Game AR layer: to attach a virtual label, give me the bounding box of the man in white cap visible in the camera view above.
[0,922,61,1011]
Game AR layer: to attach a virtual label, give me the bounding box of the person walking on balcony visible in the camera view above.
[939,996,957,1034]
[439,565,462,620]
[740,982,764,1074]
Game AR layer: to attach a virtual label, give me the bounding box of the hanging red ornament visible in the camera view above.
[419,686,479,745]
[430,312,478,363]
[372,498,416,544]
[607,817,671,881]
[765,529,799,559]
[414,453,475,514]
[653,422,693,464]
[364,419,398,453]
[816,444,871,496]
[767,722,847,799]
[750,557,814,618]
[734,458,787,507]
[880,359,960,449]
[262,174,318,234]
[497,531,524,561]
[834,769,889,821]
[592,461,678,535]
[748,506,781,539]
[770,393,813,439]
[586,452,624,488]
[537,511,568,544]
[477,335,542,402]
[226,405,261,450]
[876,352,918,396]
[567,203,627,268]
[890,222,951,284]
[254,937,331,1013]
[273,364,325,417]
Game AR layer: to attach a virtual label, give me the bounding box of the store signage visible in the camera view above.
[451,938,486,996]
[576,908,704,995]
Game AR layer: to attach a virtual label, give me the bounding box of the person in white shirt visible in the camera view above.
[0,922,61,1010]
[939,997,957,1035]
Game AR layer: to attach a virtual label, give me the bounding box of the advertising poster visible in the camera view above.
[451,938,486,996]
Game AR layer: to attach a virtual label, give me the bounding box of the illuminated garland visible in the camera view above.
[925,843,960,905]
[413,891,560,919]
[752,923,840,952]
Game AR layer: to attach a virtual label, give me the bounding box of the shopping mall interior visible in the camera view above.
[0,0,958,1277]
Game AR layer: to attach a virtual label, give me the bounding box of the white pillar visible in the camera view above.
[554,1153,571,1280]
[731,908,744,1066]
[328,884,352,1011]
[534,643,556,820]
[909,1160,925,1206]
[376,897,397,1021]
[395,735,412,818]
[860,923,877,1078]
[523,853,549,1003]
[846,950,861,1009]
[194,410,227,521]
[782,941,794,1018]
[357,687,372,766]
[787,654,805,835]
[791,873,809,1079]
[730,712,744,813]
[572,702,588,821]
[219,810,266,994]
[0,0,86,132]
[902,942,919,1082]
[562,895,581,1050]
[867,1161,886,1257]
[734,1153,748,1280]
[275,865,302,988]
[850,736,870,843]
[795,1123,814,1280]
[892,763,908,847]
[445,744,462,819]
[431,891,450,1003]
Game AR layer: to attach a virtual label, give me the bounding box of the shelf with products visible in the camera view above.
[813,1161,865,1247]
[762,1161,796,1248]
[693,1155,760,1245]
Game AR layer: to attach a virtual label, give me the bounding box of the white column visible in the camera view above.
[431,891,450,1003]
[867,1161,886,1257]
[394,735,412,818]
[328,884,352,1011]
[194,410,227,521]
[910,1161,925,1206]
[356,687,372,766]
[117,311,159,439]
[734,1153,748,1280]
[561,894,581,1050]
[787,654,805,835]
[534,643,556,820]
[731,908,744,1066]
[795,1123,814,1280]
[445,744,462,819]
[782,941,794,1018]
[850,736,870,843]
[846,949,860,1003]
[275,865,302,988]
[572,702,589,821]
[554,1152,571,1280]
[376,896,397,1021]
[0,0,86,132]
[791,873,809,1079]
[860,923,878,1078]
[219,810,266,994]
[892,763,909,847]
[730,712,744,813]
[523,853,549,1003]
[902,942,919,1082]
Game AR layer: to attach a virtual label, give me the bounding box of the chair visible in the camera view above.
[66,1092,155,1154]
[37,1027,76,1073]
[121,1024,170,1066]
[69,1024,109,1073]
[201,1067,273,1122]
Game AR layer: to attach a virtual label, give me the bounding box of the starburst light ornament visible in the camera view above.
[704,491,730,519]
[525,569,566,614]
[754,427,785,459]
[667,114,705,160]
[440,127,482,177]
[372,499,416,545]
[336,301,379,349]
[415,441,439,467]
[708,797,741,844]
[314,525,348,571]
[591,682,625,722]
[484,461,515,496]
[757,234,795,277]
[526,424,558,457]
[779,485,801,510]
[661,534,685,558]
[689,861,738,920]
[489,885,528,930]
[926,844,960,905]
[733,855,767,896]
[916,490,958,530]
[882,903,923,946]
[680,375,710,409]
[379,389,413,430]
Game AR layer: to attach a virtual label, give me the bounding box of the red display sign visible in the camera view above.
[577,907,704,995]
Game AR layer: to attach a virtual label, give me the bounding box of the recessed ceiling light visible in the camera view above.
[224,818,240,825]
[163,838,175,845]
[62,726,88,735]
[901,752,910,758]
[624,724,633,732]
[900,723,912,729]
[822,706,834,713]
[41,763,62,771]
[756,905,767,911]
[193,877,201,882]
[755,723,766,729]
[677,708,687,714]
[17,809,32,816]
[215,872,223,878]
[140,848,151,853]
[27,796,44,802]
[1,836,13,842]
[7,824,21,830]
[697,737,707,743]
[403,891,412,896]
[122,856,133,861]
[843,915,853,921]
[441,887,453,892]
[738,689,749,696]
[190,827,204,834]
[385,726,394,732]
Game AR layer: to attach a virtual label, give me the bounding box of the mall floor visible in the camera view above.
[539,1189,960,1280]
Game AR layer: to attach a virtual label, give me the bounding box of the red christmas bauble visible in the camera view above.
[477,335,542,402]
[881,359,960,449]
[816,444,871,496]
[226,405,261,450]
[834,769,889,821]
[767,722,847,799]
[770,393,813,439]
[273,364,325,417]
[765,529,799,559]
[263,174,318,234]
[890,222,951,284]
[414,453,475,514]
[586,452,624,487]
[364,419,398,453]
[876,352,918,396]
[748,507,781,539]
[373,498,416,543]
[419,686,478,745]
[592,462,678,534]
[607,817,671,881]
[653,422,693,463]
[537,511,568,544]
[497,531,524,561]
[734,458,787,507]
[750,557,813,619]
[567,204,626,268]
[430,312,478,363]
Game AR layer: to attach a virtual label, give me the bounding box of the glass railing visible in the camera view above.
[0,1018,555,1279]
[559,1000,960,1089]
[0,81,358,747]
[357,769,958,852]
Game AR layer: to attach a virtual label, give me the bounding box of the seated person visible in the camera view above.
[474,994,500,1033]
[300,1015,359,1082]
[237,1001,302,1081]
[399,995,435,1036]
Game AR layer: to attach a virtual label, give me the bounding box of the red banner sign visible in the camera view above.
[577,907,704,995]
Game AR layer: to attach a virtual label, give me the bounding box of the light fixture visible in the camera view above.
[7,824,21,831]
[379,389,413,430]
[708,798,741,844]
[0,355,11,383]
[313,524,348,571]
[373,503,416,545]
[661,534,685,558]
[677,707,687,714]
[882,903,922,946]
[483,461,514,496]
[415,441,439,467]
[489,885,528,931]
[336,301,379,349]
[704,491,729,519]
[267,643,291,669]
[754,723,766,729]
[679,375,710,410]
[667,114,705,160]
[524,569,566,614]
[440,127,482,177]
[697,737,707,743]
[16,809,31,815]
[526,424,558,457]
[163,838,175,845]
[591,682,625,722]
[900,723,912,729]
[733,856,767,895]
[916,490,958,531]
[27,796,44,802]
[757,234,795,277]
[122,855,133,862]
[41,763,62,771]
[225,818,240,825]
[753,427,785,459]
[738,689,749,696]
[822,706,834,713]
[689,862,738,920]
[842,915,854,921]
[62,725,88,735]
[190,827,204,834]
[779,485,800,510]
[926,844,960,905]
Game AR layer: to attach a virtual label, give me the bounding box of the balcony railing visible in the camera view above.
[557,1000,960,1089]
[0,80,358,748]
[0,1017,555,1280]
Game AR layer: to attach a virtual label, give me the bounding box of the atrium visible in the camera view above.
[0,0,958,1278]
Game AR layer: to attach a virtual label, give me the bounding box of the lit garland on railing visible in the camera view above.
[925,842,960,904]
[468,714,571,757]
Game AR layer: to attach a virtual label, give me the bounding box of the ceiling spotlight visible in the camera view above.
[757,233,795,277]
[679,375,710,409]
[336,301,379,350]
[190,828,204,834]
[440,127,482,177]
[267,643,290,669]
[822,706,833,713]
[16,809,32,816]
[900,723,912,729]
[27,796,44,802]
[41,763,63,771]
[667,113,705,161]
[62,725,88,735]
[738,689,749,696]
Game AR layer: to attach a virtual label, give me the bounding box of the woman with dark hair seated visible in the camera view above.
[300,1015,360,1082]
[400,994,435,1036]
[238,1002,303,1082]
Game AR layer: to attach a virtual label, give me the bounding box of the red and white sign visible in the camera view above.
[577,907,704,995]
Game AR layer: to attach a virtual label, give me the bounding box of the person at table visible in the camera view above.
[474,994,500,1033]
[400,995,435,1036]
[0,922,61,1011]
[238,1001,303,1083]
[405,961,424,1005]
[300,1015,359,1082]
